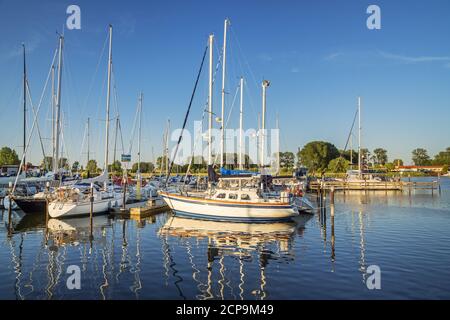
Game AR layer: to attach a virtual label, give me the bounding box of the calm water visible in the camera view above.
[1,177,450,300]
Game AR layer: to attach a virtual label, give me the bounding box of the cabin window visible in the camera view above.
[216,193,226,199]
[241,194,250,201]
[228,193,238,200]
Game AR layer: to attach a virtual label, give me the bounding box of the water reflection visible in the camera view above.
[158,214,312,299]
[2,181,446,300]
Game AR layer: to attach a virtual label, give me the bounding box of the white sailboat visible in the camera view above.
[49,25,120,218]
[160,24,299,222]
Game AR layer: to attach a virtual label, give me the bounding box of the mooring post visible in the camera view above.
[7,181,13,236]
[331,204,335,262]
[438,173,441,196]
[330,186,335,205]
[44,181,50,244]
[408,174,411,196]
[89,182,94,242]
[122,178,127,210]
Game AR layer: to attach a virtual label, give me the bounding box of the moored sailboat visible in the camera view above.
[160,24,299,222]
[48,25,122,218]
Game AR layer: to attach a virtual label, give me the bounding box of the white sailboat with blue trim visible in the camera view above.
[160,22,299,222]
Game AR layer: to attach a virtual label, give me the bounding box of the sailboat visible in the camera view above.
[49,25,121,218]
[160,23,299,222]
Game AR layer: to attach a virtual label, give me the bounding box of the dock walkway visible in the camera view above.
[309,180,439,192]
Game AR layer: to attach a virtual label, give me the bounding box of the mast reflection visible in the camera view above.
[158,215,310,299]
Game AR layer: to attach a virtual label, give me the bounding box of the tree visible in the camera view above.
[392,159,403,167]
[340,149,358,165]
[297,141,339,174]
[412,148,431,166]
[432,147,450,166]
[441,165,448,175]
[131,162,155,173]
[327,157,350,173]
[278,152,295,169]
[373,148,388,166]
[59,158,69,170]
[86,159,98,173]
[41,156,53,170]
[110,160,122,173]
[0,147,20,166]
[188,156,207,172]
[72,161,80,172]
[156,156,168,173]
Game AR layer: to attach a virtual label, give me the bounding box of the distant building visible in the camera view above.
[394,165,444,173]
[0,165,19,176]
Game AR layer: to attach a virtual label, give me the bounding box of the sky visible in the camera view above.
[0,0,449,167]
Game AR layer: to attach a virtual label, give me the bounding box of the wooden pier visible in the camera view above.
[309,180,439,192]
[110,197,169,218]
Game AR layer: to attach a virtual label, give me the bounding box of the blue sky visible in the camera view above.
[0,0,449,166]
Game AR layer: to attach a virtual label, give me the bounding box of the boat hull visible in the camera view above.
[160,192,298,222]
[49,198,112,218]
[14,198,47,214]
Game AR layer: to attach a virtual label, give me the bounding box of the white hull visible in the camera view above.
[49,198,112,218]
[160,192,298,222]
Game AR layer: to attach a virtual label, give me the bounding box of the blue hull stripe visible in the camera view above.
[161,194,293,210]
[173,210,295,223]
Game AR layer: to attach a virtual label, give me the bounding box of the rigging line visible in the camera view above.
[78,121,88,163]
[80,32,109,118]
[118,120,125,156]
[12,47,58,193]
[229,26,260,92]
[25,81,46,160]
[94,60,109,163]
[342,107,359,154]
[165,44,208,186]
[212,82,240,167]
[127,97,140,155]
[229,27,259,121]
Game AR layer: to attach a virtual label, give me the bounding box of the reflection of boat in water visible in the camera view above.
[163,216,297,234]
[158,213,312,299]
[47,215,112,246]
[159,214,312,253]
[6,211,46,233]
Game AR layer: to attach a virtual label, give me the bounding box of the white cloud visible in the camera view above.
[379,51,450,64]
[324,52,343,61]
[257,53,273,62]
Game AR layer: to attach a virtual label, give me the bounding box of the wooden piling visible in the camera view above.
[122,180,127,210]
[89,183,94,242]
[7,196,12,236]
[330,187,335,205]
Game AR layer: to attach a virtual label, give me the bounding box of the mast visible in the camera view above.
[220,19,229,168]
[165,119,170,177]
[87,117,90,165]
[54,36,64,174]
[51,65,55,171]
[104,24,113,173]
[137,92,143,200]
[350,133,353,169]
[358,96,361,175]
[208,34,214,166]
[113,117,119,164]
[137,93,143,175]
[22,44,26,168]
[260,80,270,168]
[239,77,244,170]
[276,112,280,175]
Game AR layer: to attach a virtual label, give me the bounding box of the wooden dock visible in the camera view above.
[110,198,169,218]
[309,180,439,192]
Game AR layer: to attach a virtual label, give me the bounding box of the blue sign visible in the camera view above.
[121,154,131,162]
